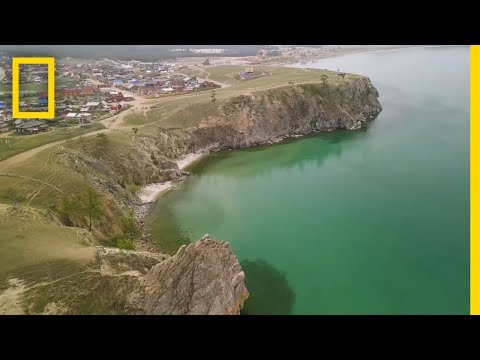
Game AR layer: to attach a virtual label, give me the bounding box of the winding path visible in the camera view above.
[0,79,147,171]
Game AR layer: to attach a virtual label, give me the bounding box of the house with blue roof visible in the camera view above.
[38,98,48,106]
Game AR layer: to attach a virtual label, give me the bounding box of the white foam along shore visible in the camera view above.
[138,152,205,204]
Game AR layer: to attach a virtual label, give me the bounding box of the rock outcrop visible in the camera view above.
[9,235,248,315]
[189,78,382,150]
[126,235,249,315]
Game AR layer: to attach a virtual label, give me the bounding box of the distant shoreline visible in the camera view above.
[274,45,466,67]
[267,46,411,66]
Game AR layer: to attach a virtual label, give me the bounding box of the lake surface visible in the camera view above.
[149,46,470,314]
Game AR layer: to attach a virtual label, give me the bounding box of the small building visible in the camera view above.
[77,113,92,122]
[15,119,49,134]
[85,101,101,108]
[38,98,48,106]
[125,84,138,91]
[66,112,78,118]
[0,122,9,133]
[110,104,122,112]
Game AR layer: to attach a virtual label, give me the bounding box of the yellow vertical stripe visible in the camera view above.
[471,45,479,315]
[11,57,55,119]
[11,58,19,116]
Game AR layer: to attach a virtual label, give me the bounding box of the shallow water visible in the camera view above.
[149,46,469,314]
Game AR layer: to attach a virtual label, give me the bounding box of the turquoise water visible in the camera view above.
[149,46,470,314]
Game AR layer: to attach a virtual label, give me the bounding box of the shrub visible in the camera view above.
[100,236,134,250]
[128,183,141,194]
[116,238,134,250]
[121,210,141,240]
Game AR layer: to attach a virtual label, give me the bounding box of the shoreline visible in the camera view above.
[134,151,206,251]
[138,152,206,204]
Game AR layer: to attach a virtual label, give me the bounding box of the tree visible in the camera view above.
[121,210,141,241]
[211,90,216,110]
[132,127,139,135]
[80,187,104,231]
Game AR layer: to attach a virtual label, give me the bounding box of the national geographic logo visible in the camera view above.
[11,57,55,119]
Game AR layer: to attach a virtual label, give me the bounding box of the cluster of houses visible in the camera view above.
[0,56,226,136]
[0,80,133,135]
[0,59,47,85]
[0,117,50,135]
[65,60,220,97]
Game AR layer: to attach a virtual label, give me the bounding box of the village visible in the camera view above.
[0,55,230,135]
[81,60,222,97]
[0,46,348,136]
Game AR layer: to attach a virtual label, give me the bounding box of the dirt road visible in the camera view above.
[0,80,149,171]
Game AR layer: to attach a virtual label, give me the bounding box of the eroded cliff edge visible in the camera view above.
[190,77,382,150]
[2,235,248,315]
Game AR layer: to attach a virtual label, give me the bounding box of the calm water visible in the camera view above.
[149,46,470,314]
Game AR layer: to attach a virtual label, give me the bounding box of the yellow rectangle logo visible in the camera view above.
[12,57,55,119]
[471,45,479,315]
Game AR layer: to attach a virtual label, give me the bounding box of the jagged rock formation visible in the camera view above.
[126,235,249,315]
[4,235,248,315]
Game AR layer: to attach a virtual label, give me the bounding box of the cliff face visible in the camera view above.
[126,235,249,315]
[189,78,382,150]
[8,235,248,315]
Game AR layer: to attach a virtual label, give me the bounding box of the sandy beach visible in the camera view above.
[138,152,205,203]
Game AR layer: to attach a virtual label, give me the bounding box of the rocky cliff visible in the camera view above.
[5,235,248,315]
[126,235,248,315]
[189,78,382,150]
